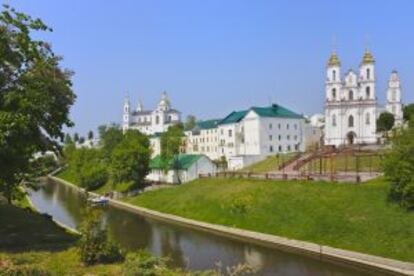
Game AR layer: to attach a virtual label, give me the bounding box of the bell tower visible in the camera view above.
[386,70,403,126]
[122,95,130,133]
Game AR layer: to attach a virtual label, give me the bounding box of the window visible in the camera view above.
[156,115,160,124]
[287,124,290,130]
[367,68,371,79]
[365,113,370,125]
[294,124,298,130]
[287,135,290,140]
[278,145,282,152]
[278,135,282,141]
[228,129,232,137]
[366,86,371,99]
[392,90,397,101]
[332,114,337,126]
[348,115,354,127]
[287,145,291,152]
[294,135,298,141]
[332,88,336,100]
[333,70,336,81]
[278,123,281,129]
[269,146,274,152]
[220,129,224,135]
[295,144,299,151]
[269,123,272,129]
[269,135,273,141]
[349,90,354,100]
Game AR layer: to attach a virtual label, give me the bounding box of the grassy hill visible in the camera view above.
[239,153,297,173]
[125,177,414,262]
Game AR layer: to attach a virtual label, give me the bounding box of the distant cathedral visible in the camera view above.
[324,50,403,146]
[122,92,181,135]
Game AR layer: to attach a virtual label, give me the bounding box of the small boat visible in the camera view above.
[88,196,109,205]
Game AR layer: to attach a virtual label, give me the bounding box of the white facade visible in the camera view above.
[146,155,217,184]
[386,71,404,126]
[122,92,181,135]
[185,119,221,160]
[324,50,404,147]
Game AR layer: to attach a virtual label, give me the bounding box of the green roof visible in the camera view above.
[196,119,221,130]
[219,104,302,125]
[219,110,249,125]
[150,154,202,170]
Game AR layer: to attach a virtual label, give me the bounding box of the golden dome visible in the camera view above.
[327,51,341,67]
[361,49,375,64]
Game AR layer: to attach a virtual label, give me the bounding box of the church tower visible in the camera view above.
[326,51,341,101]
[122,96,130,133]
[359,49,376,100]
[386,71,403,126]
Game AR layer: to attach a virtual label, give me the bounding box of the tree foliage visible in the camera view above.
[184,115,197,131]
[0,5,75,203]
[110,130,151,189]
[160,124,184,172]
[383,125,414,210]
[99,124,123,160]
[403,103,414,122]
[377,112,395,132]
[78,207,124,266]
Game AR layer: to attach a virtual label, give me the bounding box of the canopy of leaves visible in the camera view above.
[0,5,75,203]
[160,124,184,172]
[403,103,414,122]
[377,112,395,132]
[110,130,151,189]
[98,125,123,160]
[383,125,414,210]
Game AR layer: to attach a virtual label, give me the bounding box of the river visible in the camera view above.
[27,179,376,276]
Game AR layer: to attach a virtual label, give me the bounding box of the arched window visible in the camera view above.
[333,70,336,81]
[156,115,160,124]
[348,115,354,127]
[365,113,370,125]
[392,90,397,101]
[367,68,371,79]
[366,86,371,99]
[332,88,336,100]
[332,114,337,127]
[349,90,354,100]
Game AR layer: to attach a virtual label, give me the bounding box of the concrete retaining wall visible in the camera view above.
[49,175,414,276]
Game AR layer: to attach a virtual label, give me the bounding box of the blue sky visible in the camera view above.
[5,0,414,136]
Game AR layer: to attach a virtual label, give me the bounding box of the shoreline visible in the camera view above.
[48,175,414,276]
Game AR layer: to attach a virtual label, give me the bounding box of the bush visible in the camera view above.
[78,207,124,265]
[383,126,414,210]
[122,251,171,276]
[228,194,253,215]
[79,163,108,191]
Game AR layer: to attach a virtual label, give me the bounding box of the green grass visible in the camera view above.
[300,153,383,173]
[56,167,78,184]
[0,202,78,252]
[124,177,414,262]
[240,153,297,173]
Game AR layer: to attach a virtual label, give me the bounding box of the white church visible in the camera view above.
[324,50,403,146]
[122,92,181,135]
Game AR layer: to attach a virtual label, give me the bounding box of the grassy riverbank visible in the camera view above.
[124,177,414,262]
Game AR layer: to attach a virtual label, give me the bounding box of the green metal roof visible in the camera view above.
[150,154,202,170]
[219,104,302,125]
[196,119,221,130]
[219,110,249,125]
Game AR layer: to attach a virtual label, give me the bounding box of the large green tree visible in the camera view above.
[0,5,75,203]
[110,130,151,189]
[403,103,414,123]
[383,125,414,210]
[98,124,123,160]
[160,124,185,183]
[377,112,395,133]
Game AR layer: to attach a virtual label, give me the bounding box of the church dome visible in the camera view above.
[157,91,170,111]
[327,51,341,67]
[361,49,375,64]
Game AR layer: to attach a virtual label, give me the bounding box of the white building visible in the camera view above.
[185,104,306,169]
[147,154,217,184]
[122,92,181,135]
[324,50,403,146]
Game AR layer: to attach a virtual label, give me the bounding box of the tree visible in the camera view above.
[99,125,123,160]
[73,133,80,143]
[88,130,94,140]
[184,115,197,131]
[110,130,151,189]
[383,125,414,210]
[377,112,395,133]
[0,6,75,204]
[160,124,185,183]
[64,133,73,145]
[403,103,414,122]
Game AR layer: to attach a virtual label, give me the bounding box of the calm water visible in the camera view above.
[28,179,376,276]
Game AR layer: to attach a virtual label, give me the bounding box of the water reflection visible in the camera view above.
[28,179,376,276]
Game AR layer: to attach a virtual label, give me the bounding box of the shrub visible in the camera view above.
[228,194,253,215]
[79,163,108,191]
[78,207,124,265]
[122,251,171,276]
[383,126,414,210]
